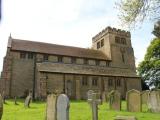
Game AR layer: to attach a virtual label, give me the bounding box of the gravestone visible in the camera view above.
[87,90,94,100]
[114,116,137,120]
[2,91,5,104]
[24,94,32,108]
[14,96,18,105]
[57,94,70,120]
[0,94,3,120]
[87,91,101,120]
[141,91,149,105]
[108,90,121,111]
[46,94,57,120]
[127,89,142,112]
[147,91,160,112]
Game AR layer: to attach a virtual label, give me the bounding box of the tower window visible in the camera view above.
[115,36,120,43]
[20,52,26,59]
[43,54,49,61]
[115,36,127,45]
[97,42,100,49]
[92,77,98,86]
[121,38,127,44]
[82,76,88,86]
[101,39,104,47]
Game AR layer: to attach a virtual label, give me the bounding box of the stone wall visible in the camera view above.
[126,78,142,92]
[11,58,34,97]
[47,73,64,94]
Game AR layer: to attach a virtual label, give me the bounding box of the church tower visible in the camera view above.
[92,27,136,71]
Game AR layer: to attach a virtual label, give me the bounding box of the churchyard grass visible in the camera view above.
[2,99,160,120]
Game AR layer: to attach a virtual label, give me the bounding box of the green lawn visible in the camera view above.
[2,99,160,120]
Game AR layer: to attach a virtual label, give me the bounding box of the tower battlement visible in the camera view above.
[92,26,131,42]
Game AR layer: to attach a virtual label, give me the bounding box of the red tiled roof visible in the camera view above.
[10,38,109,60]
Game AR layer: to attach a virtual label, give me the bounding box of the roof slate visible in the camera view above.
[10,38,109,60]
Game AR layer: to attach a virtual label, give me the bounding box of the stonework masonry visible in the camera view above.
[0,27,141,99]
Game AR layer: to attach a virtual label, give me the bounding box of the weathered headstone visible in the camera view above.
[24,94,32,108]
[46,94,57,120]
[87,90,94,100]
[108,90,121,111]
[147,91,160,112]
[88,91,102,120]
[0,94,3,120]
[114,116,137,120]
[126,89,142,112]
[57,94,70,120]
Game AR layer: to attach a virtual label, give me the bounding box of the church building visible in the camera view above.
[0,27,141,99]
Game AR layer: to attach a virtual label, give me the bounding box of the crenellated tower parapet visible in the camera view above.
[92,26,130,42]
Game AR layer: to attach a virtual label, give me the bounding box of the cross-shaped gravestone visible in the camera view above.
[88,91,102,120]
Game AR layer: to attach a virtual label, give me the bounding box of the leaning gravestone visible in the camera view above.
[108,90,121,111]
[46,94,57,120]
[127,89,142,112]
[148,91,160,113]
[0,94,3,120]
[87,91,101,120]
[57,94,70,120]
[24,94,32,108]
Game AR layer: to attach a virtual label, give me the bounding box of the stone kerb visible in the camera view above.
[108,90,121,111]
[147,90,160,113]
[126,89,142,112]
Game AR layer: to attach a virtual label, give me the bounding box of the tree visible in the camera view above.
[152,20,160,38]
[116,0,160,28]
[137,38,160,89]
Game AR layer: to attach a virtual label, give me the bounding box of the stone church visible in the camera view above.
[0,27,141,99]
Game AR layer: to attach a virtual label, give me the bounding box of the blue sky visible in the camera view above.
[0,0,154,71]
